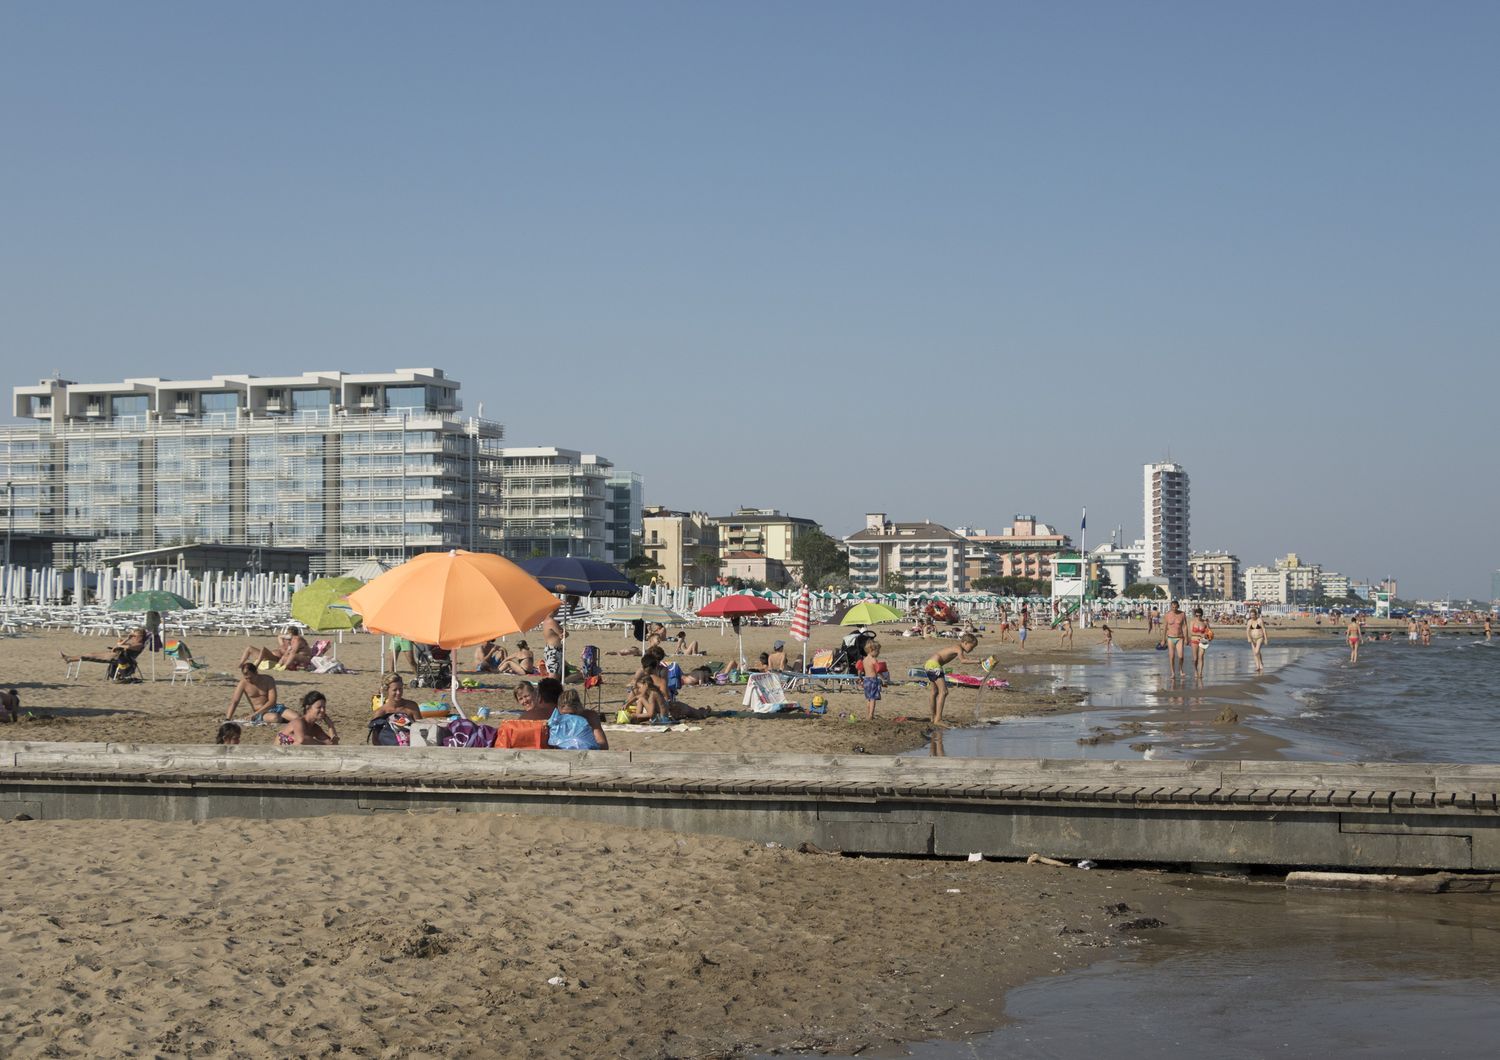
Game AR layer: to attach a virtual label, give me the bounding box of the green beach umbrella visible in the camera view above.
[110,590,196,613]
[291,576,365,632]
[837,601,904,626]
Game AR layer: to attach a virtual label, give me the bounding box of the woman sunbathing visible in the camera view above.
[62,627,148,679]
[495,641,537,675]
[373,674,419,720]
[278,691,339,746]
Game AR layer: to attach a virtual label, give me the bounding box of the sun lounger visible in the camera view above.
[778,671,866,694]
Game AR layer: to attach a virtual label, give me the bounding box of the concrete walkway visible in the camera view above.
[5,741,1499,871]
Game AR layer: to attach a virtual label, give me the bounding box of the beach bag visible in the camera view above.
[665,662,683,699]
[367,716,401,746]
[409,720,448,747]
[546,708,601,751]
[443,718,497,748]
[581,645,601,679]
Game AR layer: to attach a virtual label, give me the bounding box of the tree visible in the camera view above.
[623,551,660,584]
[882,572,908,593]
[691,548,722,587]
[1096,569,1116,600]
[1123,582,1168,600]
[792,529,849,589]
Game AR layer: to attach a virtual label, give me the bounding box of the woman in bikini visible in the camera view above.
[1189,608,1212,682]
[1346,617,1362,664]
[1245,608,1269,674]
[373,674,419,721]
[279,691,339,746]
[922,633,979,727]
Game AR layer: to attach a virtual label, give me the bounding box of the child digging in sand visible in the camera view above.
[923,633,979,727]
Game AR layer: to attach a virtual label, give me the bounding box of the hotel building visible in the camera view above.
[960,515,1071,586]
[1189,550,1242,600]
[1143,461,1191,598]
[0,369,640,575]
[844,514,969,594]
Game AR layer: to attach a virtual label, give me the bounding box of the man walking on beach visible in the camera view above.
[1162,601,1188,681]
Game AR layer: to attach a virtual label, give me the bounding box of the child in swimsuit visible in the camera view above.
[857,642,889,721]
[924,634,979,727]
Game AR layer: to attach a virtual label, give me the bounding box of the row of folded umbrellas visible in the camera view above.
[105,553,911,654]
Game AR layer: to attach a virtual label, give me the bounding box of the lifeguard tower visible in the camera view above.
[1373,591,1392,619]
[1051,553,1086,627]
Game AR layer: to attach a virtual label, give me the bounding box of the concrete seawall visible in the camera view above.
[5,741,1500,871]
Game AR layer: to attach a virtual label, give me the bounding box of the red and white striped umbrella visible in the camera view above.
[789,586,812,671]
[790,586,812,642]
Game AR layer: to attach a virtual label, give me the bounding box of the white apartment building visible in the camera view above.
[1243,565,1288,604]
[1143,461,1191,597]
[1320,572,1352,599]
[498,448,620,561]
[844,514,969,594]
[1,369,504,574]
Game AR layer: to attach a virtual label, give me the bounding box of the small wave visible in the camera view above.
[1291,687,1329,706]
[1298,710,1325,718]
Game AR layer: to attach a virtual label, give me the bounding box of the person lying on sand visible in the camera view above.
[240,627,312,671]
[672,631,703,656]
[225,663,282,723]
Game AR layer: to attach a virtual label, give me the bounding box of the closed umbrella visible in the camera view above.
[697,594,783,666]
[789,585,813,672]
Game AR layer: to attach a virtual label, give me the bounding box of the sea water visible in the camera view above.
[866,635,1500,1057]
[918,634,1500,763]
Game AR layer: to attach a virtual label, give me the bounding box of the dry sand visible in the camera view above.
[0,812,1185,1058]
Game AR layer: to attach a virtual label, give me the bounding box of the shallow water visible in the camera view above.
[881,879,1500,1058]
[921,635,1500,764]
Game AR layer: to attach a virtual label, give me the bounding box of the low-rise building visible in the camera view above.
[720,550,791,587]
[711,507,817,581]
[641,506,718,587]
[1090,542,1138,597]
[845,513,968,594]
[1189,550,1241,600]
[959,515,1071,586]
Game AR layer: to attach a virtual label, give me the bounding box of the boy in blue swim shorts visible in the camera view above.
[857,641,890,720]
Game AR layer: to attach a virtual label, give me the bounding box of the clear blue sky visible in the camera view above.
[3,2,1496,598]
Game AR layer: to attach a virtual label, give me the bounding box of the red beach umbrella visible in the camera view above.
[697,593,783,666]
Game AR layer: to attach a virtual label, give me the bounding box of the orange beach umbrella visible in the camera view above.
[344,549,560,650]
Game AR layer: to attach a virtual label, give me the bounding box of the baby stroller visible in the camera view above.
[830,629,876,674]
[412,645,452,689]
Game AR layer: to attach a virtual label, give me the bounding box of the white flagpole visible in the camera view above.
[1080,506,1087,628]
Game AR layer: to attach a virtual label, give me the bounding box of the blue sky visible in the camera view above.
[3,2,1496,597]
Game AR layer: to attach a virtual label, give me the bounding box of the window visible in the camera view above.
[28,396,51,416]
[112,395,148,418]
[290,388,330,411]
[200,391,239,413]
[385,386,426,411]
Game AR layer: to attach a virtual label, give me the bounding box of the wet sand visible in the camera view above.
[0,812,1186,1058]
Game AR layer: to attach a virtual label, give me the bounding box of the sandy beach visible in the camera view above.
[1,618,1346,755]
[0,615,1372,1056]
[0,811,1191,1058]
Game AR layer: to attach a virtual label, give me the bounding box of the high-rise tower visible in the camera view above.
[1143,461,1191,597]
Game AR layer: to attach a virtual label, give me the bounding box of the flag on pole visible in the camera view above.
[1081,507,1087,534]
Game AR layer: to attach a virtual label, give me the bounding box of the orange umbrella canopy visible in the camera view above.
[344,550,560,650]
